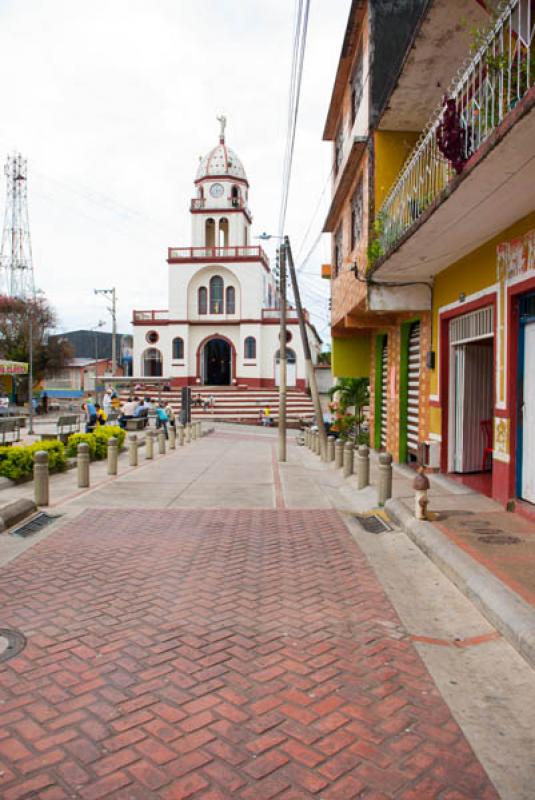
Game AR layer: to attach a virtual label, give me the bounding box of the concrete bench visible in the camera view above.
[125,417,147,431]
[40,414,81,443]
[0,417,22,446]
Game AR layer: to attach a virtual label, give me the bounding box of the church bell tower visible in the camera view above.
[191,117,252,249]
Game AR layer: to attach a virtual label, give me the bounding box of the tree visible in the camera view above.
[0,295,72,399]
[328,377,369,435]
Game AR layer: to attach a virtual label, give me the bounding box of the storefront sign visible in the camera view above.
[0,360,28,375]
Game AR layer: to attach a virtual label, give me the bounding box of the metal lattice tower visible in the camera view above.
[0,153,35,298]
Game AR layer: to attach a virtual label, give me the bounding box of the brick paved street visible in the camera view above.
[0,484,500,799]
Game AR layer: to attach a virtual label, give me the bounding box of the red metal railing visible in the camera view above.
[168,245,269,268]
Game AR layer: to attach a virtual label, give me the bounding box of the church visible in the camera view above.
[132,119,320,389]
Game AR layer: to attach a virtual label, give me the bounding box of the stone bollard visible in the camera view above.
[107,436,118,476]
[77,442,90,488]
[343,441,354,478]
[185,423,191,444]
[304,428,308,448]
[334,438,344,468]
[378,452,393,507]
[177,424,185,446]
[314,431,320,455]
[414,467,430,520]
[169,425,176,450]
[327,435,335,461]
[145,429,155,460]
[128,433,138,467]
[356,444,370,490]
[197,421,202,439]
[191,422,197,441]
[158,430,166,455]
[33,450,49,507]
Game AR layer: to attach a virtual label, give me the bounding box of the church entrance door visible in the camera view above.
[203,338,231,385]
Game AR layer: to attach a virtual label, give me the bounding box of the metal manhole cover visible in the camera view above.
[354,514,391,534]
[0,628,26,663]
[12,512,61,538]
[478,534,521,545]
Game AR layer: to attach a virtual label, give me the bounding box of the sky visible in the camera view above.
[0,0,351,346]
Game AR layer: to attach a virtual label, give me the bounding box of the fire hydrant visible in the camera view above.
[413,467,430,520]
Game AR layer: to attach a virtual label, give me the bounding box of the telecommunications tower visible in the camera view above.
[0,153,35,298]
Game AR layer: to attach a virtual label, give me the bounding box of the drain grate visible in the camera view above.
[12,512,61,538]
[0,628,26,663]
[354,514,391,534]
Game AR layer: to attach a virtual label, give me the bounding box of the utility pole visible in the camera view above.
[28,313,34,435]
[278,244,287,462]
[94,288,117,374]
[285,236,328,460]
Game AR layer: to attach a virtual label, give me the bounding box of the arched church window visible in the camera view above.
[219,218,229,247]
[172,337,184,360]
[205,218,215,247]
[226,286,236,314]
[244,337,256,359]
[198,287,207,314]
[210,276,224,314]
[275,347,296,364]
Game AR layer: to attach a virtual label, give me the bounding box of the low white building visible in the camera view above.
[132,120,320,389]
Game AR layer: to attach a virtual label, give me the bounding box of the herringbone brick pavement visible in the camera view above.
[0,509,498,799]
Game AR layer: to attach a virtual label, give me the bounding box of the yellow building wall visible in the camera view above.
[332,335,371,378]
[374,131,420,210]
[429,209,535,437]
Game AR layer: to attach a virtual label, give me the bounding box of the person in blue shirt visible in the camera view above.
[156,403,169,439]
[84,397,97,432]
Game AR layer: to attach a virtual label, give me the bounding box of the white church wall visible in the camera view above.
[239,323,262,381]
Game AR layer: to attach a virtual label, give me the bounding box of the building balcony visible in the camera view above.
[132,310,169,323]
[261,307,303,323]
[375,0,535,282]
[168,245,269,270]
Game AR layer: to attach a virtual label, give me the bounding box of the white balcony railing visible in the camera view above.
[379,0,534,256]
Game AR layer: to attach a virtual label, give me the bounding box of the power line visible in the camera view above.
[277,0,311,240]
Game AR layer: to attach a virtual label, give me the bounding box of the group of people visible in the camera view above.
[191,393,215,412]
[118,395,176,438]
[81,393,111,432]
[82,386,180,439]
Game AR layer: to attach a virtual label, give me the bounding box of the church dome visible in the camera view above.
[195,143,247,183]
[195,118,248,183]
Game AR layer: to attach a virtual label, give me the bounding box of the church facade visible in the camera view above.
[132,122,320,388]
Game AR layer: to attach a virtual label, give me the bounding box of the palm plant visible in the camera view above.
[328,377,369,439]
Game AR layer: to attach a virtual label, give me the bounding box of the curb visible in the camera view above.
[386,497,535,670]
[0,498,38,533]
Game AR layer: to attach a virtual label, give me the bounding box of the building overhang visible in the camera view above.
[323,1,367,140]
[378,0,488,131]
[374,87,535,282]
[323,137,367,233]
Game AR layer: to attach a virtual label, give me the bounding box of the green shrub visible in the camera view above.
[0,440,67,481]
[66,433,97,459]
[93,426,125,458]
[66,426,125,460]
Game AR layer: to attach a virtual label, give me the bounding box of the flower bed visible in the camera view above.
[0,440,67,481]
[66,426,126,460]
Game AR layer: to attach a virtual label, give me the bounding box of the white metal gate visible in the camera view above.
[522,322,535,502]
[407,322,420,459]
[380,338,388,449]
[449,306,494,473]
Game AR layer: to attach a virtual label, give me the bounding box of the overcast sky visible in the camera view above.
[0,0,350,345]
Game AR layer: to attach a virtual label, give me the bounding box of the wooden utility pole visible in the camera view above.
[278,244,287,462]
[285,236,327,460]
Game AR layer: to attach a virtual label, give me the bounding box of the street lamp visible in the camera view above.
[94,288,117,375]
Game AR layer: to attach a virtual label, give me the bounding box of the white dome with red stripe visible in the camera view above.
[196,127,247,184]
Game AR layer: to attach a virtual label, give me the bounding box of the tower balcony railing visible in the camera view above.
[168,245,269,268]
[132,310,169,322]
[190,197,253,216]
[378,0,534,257]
